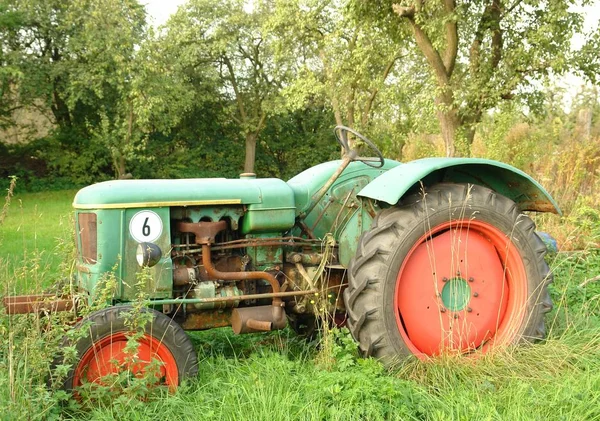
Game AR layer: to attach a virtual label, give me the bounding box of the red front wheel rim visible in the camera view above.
[394,220,528,357]
[73,332,179,390]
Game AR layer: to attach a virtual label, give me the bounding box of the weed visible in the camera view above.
[0,176,17,226]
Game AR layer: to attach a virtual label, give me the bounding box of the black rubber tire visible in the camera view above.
[343,183,553,364]
[56,305,198,391]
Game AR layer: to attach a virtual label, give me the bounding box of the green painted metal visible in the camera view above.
[287,159,401,216]
[75,207,173,303]
[441,278,472,311]
[357,158,561,214]
[240,183,296,234]
[287,160,398,267]
[73,178,294,209]
[247,234,284,271]
[75,209,124,303]
[122,207,172,300]
[189,283,242,310]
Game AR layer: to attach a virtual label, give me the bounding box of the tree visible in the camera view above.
[360,0,593,156]
[164,0,292,174]
[268,0,406,137]
[0,0,149,179]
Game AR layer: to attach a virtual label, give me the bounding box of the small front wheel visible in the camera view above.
[344,183,553,363]
[56,305,198,391]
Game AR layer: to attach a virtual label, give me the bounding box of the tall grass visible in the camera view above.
[1,188,600,420]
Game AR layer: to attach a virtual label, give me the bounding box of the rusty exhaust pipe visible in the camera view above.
[231,305,287,334]
[2,294,75,315]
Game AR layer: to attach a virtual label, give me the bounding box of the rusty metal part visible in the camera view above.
[231,305,287,334]
[78,213,97,264]
[177,220,284,309]
[246,319,272,331]
[149,289,318,307]
[214,255,244,272]
[363,198,378,218]
[177,220,227,244]
[175,236,317,247]
[173,266,197,286]
[187,283,242,310]
[179,309,232,330]
[202,244,283,307]
[172,237,324,254]
[3,294,75,315]
[297,220,317,239]
[287,252,324,266]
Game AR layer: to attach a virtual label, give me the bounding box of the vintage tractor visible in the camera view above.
[3,126,559,390]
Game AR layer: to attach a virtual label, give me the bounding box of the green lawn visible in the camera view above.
[1,191,599,420]
[0,189,77,293]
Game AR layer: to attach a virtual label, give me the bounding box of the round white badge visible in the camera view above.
[129,210,163,243]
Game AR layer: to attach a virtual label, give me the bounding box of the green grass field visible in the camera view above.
[0,190,77,294]
[1,191,600,420]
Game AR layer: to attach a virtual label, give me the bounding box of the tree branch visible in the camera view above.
[223,55,248,124]
[361,56,399,126]
[443,0,458,76]
[393,4,450,85]
[504,0,524,15]
[469,0,503,75]
[490,0,503,70]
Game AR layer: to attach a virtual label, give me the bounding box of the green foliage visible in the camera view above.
[354,0,598,155]
[267,0,407,133]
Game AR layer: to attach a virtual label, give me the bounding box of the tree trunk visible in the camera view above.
[436,93,459,157]
[244,132,257,174]
[463,125,476,153]
[113,153,126,179]
[51,89,72,127]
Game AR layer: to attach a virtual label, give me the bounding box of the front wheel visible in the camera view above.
[344,183,553,363]
[56,305,198,392]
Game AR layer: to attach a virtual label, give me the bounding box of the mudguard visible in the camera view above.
[357,157,560,214]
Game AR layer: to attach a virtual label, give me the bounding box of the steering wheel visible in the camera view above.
[334,126,385,168]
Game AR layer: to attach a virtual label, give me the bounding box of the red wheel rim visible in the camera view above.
[73,332,179,390]
[394,220,528,357]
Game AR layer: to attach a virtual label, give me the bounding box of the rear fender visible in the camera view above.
[357,158,560,214]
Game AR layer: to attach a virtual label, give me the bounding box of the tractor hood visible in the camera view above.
[73,178,294,210]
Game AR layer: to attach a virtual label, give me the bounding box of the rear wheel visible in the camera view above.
[58,305,198,391]
[344,183,553,363]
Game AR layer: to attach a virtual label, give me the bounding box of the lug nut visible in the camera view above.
[473,292,479,297]
[440,307,447,313]
[442,277,448,282]
[467,307,472,312]
[468,277,474,282]
[454,314,459,319]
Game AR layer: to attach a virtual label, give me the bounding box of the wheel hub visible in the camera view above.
[440,277,471,311]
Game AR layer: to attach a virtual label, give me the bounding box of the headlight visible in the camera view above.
[136,242,162,267]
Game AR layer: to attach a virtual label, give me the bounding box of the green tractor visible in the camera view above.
[4,126,558,390]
